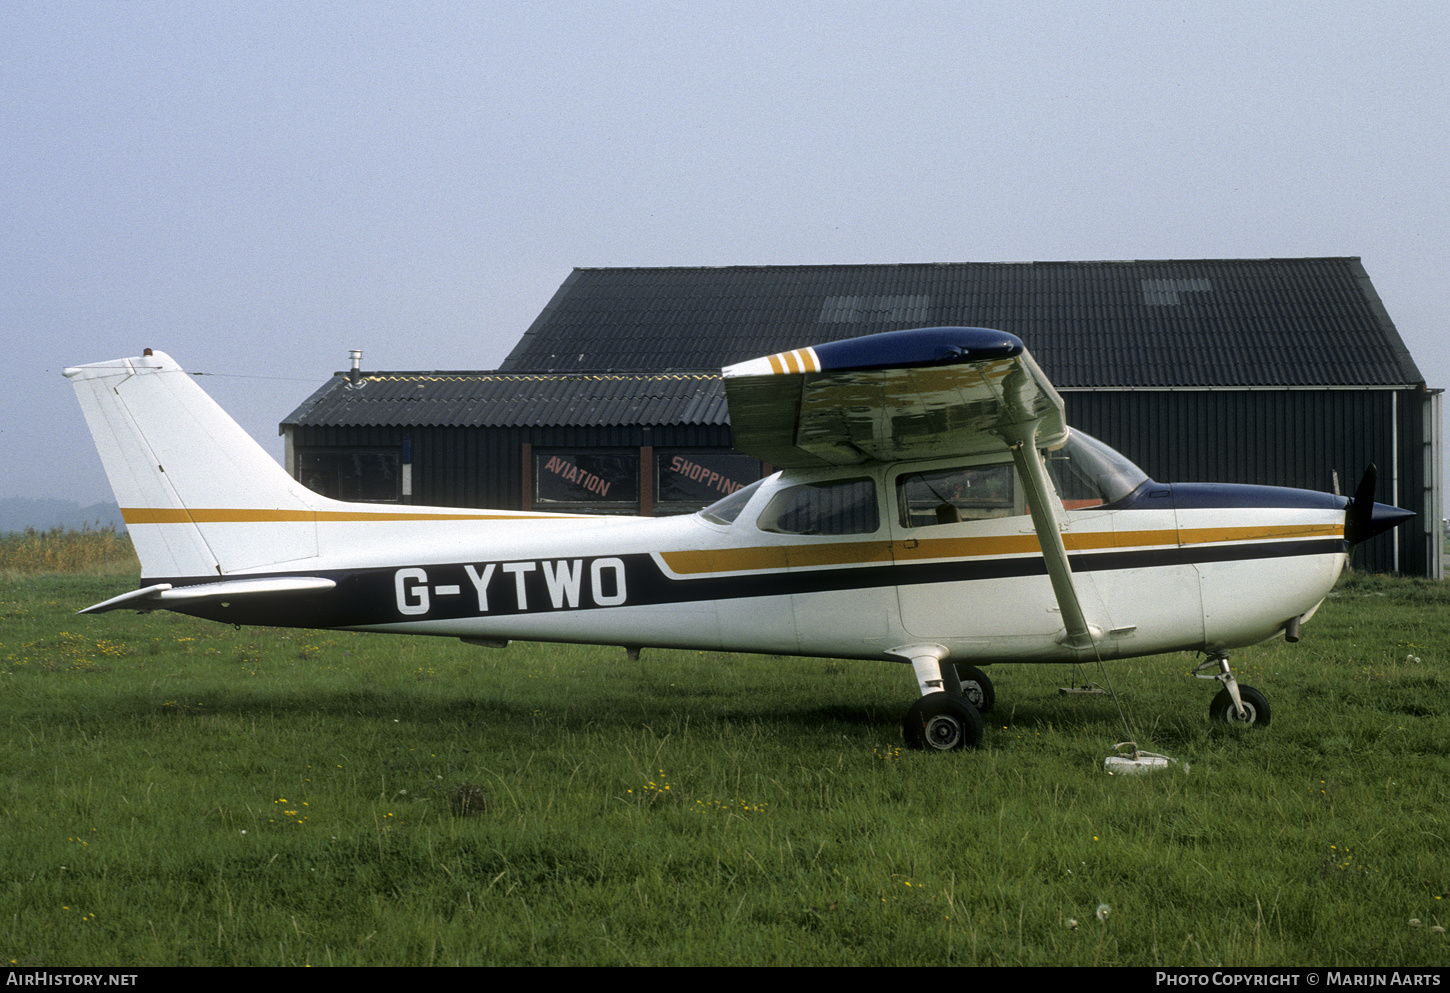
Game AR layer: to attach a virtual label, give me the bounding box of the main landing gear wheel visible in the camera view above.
[953,663,995,713]
[1209,685,1271,726]
[903,694,984,751]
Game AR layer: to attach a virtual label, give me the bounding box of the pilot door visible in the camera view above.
[887,457,1126,653]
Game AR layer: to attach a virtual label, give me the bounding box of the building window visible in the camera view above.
[655,451,763,514]
[535,451,639,512]
[298,449,401,502]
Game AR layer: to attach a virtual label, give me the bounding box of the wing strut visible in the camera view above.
[1006,425,1100,651]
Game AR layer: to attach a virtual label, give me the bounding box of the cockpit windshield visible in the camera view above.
[698,477,767,526]
[1044,430,1149,508]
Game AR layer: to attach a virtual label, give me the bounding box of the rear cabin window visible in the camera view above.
[896,463,1026,527]
[756,478,879,535]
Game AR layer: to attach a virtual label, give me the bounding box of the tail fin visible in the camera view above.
[65,351,322,578]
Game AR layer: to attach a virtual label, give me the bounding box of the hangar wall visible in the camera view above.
[1065,387,1434,576]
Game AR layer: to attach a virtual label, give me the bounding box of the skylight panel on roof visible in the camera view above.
[817,294,931,323]
[1141,278,1212,306]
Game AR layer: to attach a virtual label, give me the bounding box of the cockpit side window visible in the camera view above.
[896,463,1026,528]
[756,478,879,535]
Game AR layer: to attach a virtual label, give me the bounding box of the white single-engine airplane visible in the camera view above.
[67,327,1412,751]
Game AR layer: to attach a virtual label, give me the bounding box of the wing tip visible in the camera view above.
[722,327,1025,380]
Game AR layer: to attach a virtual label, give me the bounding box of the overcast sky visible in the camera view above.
[5,0,1447,507]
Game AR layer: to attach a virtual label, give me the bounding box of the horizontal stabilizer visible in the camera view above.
[79,576,336,614]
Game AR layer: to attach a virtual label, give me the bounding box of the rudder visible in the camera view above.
[66,351,322,579]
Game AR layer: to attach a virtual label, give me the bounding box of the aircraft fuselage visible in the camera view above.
[140,458,1351,666]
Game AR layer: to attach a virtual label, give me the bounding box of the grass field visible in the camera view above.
[2,564,1448,966]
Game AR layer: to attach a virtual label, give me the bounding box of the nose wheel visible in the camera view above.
[1196,653,1272,727]
[1209,685,1271,725]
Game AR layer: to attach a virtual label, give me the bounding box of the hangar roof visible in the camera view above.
[499,257,1423,388]
[284,371,726,429]
[284,258,1425,430]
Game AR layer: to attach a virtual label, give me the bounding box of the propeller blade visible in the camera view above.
[1345,464,1377,546]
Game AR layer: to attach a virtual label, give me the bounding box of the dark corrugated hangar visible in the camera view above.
[280,258,1443,577]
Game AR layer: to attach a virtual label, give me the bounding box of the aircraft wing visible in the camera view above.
[721,327,1065,467]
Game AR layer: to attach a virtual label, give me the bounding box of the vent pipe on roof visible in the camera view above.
[347,349,363,389]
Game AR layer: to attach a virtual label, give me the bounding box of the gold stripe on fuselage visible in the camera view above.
[659,523,1344,576]
[120,507,1342,574]
[121,508,579,524]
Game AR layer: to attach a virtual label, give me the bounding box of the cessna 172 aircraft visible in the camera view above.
[66,326,1412,751]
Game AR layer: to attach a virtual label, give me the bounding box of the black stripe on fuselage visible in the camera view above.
[142,536,1347,630]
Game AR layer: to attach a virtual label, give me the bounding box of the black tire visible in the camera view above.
[903,693,984,751]
[1209,685,1271,727]
[953,663,995,713]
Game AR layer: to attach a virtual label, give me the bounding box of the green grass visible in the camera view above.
[2,571,1448,966]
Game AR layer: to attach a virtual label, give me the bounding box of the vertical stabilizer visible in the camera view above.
[65,352,321,578]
